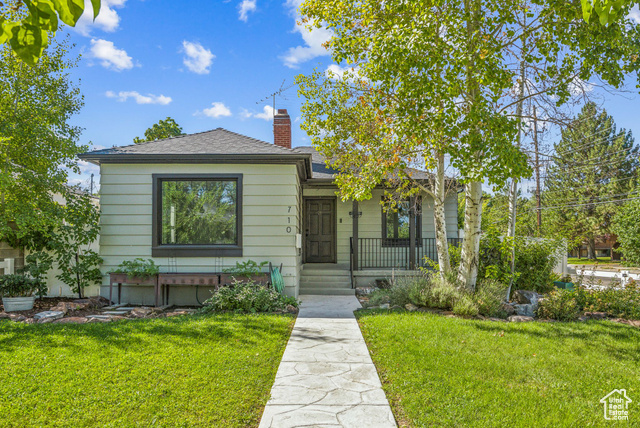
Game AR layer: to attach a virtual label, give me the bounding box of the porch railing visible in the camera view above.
[354,238,462,270]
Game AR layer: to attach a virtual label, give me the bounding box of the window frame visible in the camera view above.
[381,198,422,247]
[151,173,243,257]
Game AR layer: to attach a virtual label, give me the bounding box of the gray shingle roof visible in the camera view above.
[82,128,300,156]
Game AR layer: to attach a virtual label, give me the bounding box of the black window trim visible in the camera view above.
[152,173,243,257]
[381,197,422,247]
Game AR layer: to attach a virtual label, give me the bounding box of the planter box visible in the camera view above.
[109,273,157,285]
[2,296,35,312]
[220,273,271,286]
[554,281,574,291]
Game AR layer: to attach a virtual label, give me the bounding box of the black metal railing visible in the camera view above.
[355,237,462,270]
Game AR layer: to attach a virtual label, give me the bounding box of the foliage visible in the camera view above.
[611,198,640,266]
[0,314,294,427]
[0,273,46,298]
[536,289,581,321]
[20,251,53,288]
[200,280,298,314]
[544,103,638,259]
[0,0,100,65]
[112,258,160,278]
[580,0,634,25]
[133,117,183,144]
[50,192,102,298]
[452,294,479,317]
[474,279,509,318]
[357,311,640,427]
[575,281,640,320]
[367,290,390,307]
[0,39,85,245]
[222,260,268,277]
[481,192,538,237]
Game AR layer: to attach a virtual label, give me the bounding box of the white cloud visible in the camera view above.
[238,0,257,22]
[629,5,640,24]
[281,0,332,68]
[181,41,215,74]
[75,0,127,36]
[90,39,133,71]
[569,77,594,96]
[106,90,172,105]
[200,102,232,118]
[78,159,100,176]
[241,105,275,120]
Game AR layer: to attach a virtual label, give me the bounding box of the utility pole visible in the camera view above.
[533,106,542,235]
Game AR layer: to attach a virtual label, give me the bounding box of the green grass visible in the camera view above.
[567,257,618,265]
[0,314,295,428]
[357,311,640,427]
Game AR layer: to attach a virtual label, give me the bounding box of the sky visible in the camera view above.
[60,0,640,193]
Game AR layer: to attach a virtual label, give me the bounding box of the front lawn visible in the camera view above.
[0,314,294,428]
[568,257,619,266]
[357,311,640,427]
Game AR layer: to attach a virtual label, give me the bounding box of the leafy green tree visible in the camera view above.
[1,0,100,65]
[544,102,638,259]
[297,0,640,289]
[482,192,538,237]
[580,0,634,25]
[50,191,102,298]
[0,38,85,246]
[612,198,640,265]
[133,117,183,144]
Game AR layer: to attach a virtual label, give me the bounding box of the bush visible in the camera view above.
[574,280,640,320]
[474,279,508,317]
[612,199,640,266]
[200,280,298,314]
[0,274,46,298]
[424,276,463,309]
[452,294,479,317]
[536,289,581,321]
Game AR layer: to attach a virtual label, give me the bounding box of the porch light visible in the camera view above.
[349,211,362,218]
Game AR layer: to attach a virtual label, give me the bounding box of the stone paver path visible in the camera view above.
[259,295,397,428]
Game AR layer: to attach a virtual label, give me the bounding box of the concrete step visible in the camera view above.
[300,270,351,278]
[300,276,352,284]
[299,287,356,296]
[300,282,352,289]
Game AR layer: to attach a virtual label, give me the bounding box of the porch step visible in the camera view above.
[299,287,355,296]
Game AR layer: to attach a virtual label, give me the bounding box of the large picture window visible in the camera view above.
[382,199,421,246]
[152,174,242,257]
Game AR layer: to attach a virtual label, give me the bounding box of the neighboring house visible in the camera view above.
[569,235,622,260]
[0,191,100,297]
[79,109,459,304]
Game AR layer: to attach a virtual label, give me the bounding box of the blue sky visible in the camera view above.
[63,0,640,192]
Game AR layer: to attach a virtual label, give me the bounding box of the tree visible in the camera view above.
[1,0,100,65]
[0,38,85,246]
[612,198,640,266]
[297,0,640,290]
[544,102,638,258]
[133,117,183,144]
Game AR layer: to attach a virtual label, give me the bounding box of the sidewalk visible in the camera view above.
[259,295,397,428]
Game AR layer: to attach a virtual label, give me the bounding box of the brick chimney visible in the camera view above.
[273,109,291,149]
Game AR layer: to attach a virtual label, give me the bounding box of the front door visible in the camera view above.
[305,198,336,263]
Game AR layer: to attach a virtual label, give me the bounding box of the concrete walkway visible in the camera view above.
[259,295,397,428]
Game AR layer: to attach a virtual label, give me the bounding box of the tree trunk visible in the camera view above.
[75,252,83,299]
[433,152,451,277]
[457,181,483,290]
[587,238,597,260]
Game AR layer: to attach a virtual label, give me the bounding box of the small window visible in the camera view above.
[152,174,242,257]
[382,199,421,246]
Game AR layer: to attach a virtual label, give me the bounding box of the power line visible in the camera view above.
[534,195,640,210]
[542,190,640,205]
[542,175,638,193]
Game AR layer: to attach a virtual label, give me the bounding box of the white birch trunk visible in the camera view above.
[457,181,482,290]
[433,152,451,277]
[506,178,517,237]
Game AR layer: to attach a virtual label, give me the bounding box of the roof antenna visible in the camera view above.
[256,79,296,117]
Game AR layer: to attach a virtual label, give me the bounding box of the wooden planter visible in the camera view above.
[220,273,271,287]
[109,273,159,305]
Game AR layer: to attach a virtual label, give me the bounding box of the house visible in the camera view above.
[78,109,459,305]
[568,235,622,261]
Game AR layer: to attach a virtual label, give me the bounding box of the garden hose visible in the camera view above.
[271,266,285,294]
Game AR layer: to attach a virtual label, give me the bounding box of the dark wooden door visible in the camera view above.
[305,198,336,263]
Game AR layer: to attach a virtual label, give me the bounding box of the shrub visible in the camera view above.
[452,294,479,317]
[574,280,640,320]
[0,274,46,298]
[223,260,268,276]
[112,258,159,278]
[425,276,463,309]
[366,289,391,307]
[536,289,581,321]
[200,280,298,314]
[474,279,508,317]
[612,199,640,266]
[512,237,560,294]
